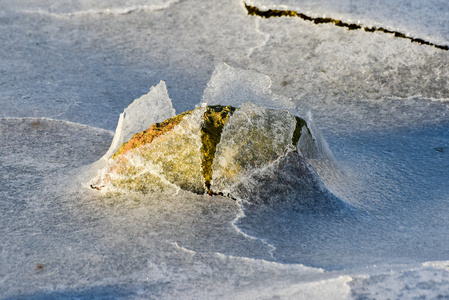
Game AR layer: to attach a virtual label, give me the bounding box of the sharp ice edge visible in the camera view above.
[103,80,175,160]
[102,112,125,160]
[246,18,270,57]
[232,199,277,260]
[304,111,337,163]
[18,0,183,17]
[0,116,114,135]
[245,1,449,47]
[171,242,197,255]
[389,95,449,102]
[422,260,449,269]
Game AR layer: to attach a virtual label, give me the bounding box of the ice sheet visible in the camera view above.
[0,118,330,299]
[2,0,449,298]
[0,0,265,130]
[2,119,448,299]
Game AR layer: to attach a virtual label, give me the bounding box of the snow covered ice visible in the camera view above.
[2,0,449,299]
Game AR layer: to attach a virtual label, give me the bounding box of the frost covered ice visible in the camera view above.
[2,0,449,299]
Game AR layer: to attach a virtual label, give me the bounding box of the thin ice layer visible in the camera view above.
[210,102,297,194]
[94,107,206,194]
[103,81,176,159]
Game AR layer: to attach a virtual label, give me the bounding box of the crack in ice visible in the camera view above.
[247,18,271,57]
[244,2,449,51]
[232,199,277,259]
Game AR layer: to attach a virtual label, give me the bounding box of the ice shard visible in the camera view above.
[102,80,176,159]
[209,102,297,193]
[200,63,295,111]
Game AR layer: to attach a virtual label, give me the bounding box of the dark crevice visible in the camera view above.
[292,116,308,147]
[245,2,449,51]
[200,105,236,195]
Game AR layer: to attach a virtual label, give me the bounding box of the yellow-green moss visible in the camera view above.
[111,110,193,159]
[200,105,236,191]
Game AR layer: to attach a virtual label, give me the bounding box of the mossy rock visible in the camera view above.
[91,103,313,198]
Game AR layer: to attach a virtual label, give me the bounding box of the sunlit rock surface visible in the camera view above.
[91,98,341,209]
[213,104,341,210]
[92,107,206,194]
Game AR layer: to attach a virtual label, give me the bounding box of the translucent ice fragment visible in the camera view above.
[210,102,297,194]
[301,112,336,162]
[103,81,176,159]
[200,63,295,111]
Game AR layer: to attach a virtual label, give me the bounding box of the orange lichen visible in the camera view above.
[111,110,193,159]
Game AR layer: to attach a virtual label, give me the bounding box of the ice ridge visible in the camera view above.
[18,0,184,17]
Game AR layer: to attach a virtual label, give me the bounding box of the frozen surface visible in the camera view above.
[2,0,449,298]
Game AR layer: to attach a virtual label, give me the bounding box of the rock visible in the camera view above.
[92,106,206,194]
[90,102,340,208]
